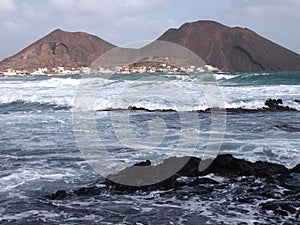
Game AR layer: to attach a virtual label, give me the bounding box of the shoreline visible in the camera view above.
[1,70,300,77]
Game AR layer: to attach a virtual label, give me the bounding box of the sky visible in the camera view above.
[0,0,299,60]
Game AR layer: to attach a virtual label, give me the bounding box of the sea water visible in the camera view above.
[0,72,299,224]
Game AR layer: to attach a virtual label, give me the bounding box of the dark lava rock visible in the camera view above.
[291,164,300,173]
[260,202,297,217]
[278,173,300,191]
[263,99,296,111]
[279,203,297,214]
[45,155,300,224]
[128,106,176,112]
[203,99,297,114]
[261,202,278,211]
[199,154,256,177]
[46,155,300,198]
[134,160,151,167]
[47,190,67,200]
[275,124,300,132]
[103,154,293,192]
[253,161,289,177]
[74,186,104,196]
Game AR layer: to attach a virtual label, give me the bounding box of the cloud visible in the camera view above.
[49,0,169,16]
[0,0,299,60]
[218,0,300,53]
[223,0,300,22]
[0,0,17,14]
[45,0,172,44]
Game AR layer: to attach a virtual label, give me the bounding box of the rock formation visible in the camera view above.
[158,20,300,72]
[0,29,115,71]
[46,154,300,222]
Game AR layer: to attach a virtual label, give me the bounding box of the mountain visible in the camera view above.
[0,29,115,71]
[1,21,300,72]
[158,20,300,72]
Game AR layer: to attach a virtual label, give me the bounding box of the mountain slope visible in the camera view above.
[0,29,115,70]
[158,20,300,72]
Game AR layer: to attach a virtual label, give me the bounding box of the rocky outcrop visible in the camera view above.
[204,98,297,113]
[158,20,300,72]
[0,29,115,70]
[46,154,300,222]
[47,153,300,193]
[124,99,297,113]
[104,154,293,191]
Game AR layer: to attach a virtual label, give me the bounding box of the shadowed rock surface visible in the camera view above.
[158,20,300,72]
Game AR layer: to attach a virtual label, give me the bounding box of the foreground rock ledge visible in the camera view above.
[105,154,295,191]
[47,154,300,221]
[47,154,300,194]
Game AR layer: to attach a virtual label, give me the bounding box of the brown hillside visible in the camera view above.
[0,29,115,70]
[158,20,300,72]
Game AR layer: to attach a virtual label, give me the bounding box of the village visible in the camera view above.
[0,64,219,76]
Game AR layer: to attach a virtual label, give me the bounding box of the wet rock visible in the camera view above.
[279,173,300,191]
[261,202,278,211]
[47,153,300,222]
[274,209,289,217]
[74,186,104,196]
[176,156,202,177]
[134,160,151,167]
[204,99,297,114]
[253,161,289,177]
[265,99,283,109]
[199,154,256,177]
[279,203,297,214]
[188,178,219,185]
[47,190,67,200]
[128,106,176,112]
[105,154,294,191]
[291,164,300,173]
[264,99,296,111]
[275,124,300,132]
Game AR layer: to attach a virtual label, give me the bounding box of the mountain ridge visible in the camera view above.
[158,20,300,72]
[1,20,300,72]
[0,28,115,71]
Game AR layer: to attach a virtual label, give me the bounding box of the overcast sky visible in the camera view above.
[0,0,299,60]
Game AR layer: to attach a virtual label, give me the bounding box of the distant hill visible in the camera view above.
[158,20,300,72]
[1,21,300,72]
[0,29,115,70]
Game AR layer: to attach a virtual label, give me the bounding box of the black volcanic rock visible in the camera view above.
[46,155,300,222]
[158,20,300,72]
[0,29,115,70]
[103,154,296,191]
[291,164,300,173]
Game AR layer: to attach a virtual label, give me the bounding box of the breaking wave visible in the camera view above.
[0,100,71,113]
[217,71,300,85]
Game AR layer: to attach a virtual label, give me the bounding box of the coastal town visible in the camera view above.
[0,64,219,76]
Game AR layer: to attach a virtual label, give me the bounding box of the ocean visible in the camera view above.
[0,72,299,224]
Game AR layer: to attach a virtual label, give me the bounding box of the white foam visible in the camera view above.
[1,76,300,111]
[0,210,68,222]
[214,74,239,81]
